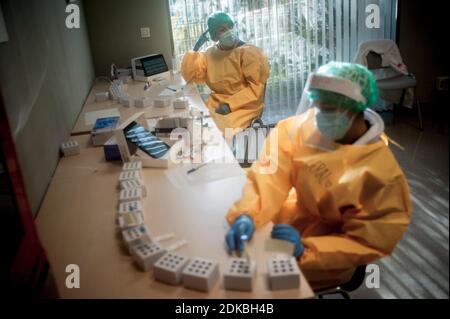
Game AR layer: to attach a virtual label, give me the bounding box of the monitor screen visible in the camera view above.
[140,54,169,77]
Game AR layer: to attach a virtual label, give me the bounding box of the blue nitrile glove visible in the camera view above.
[193,31,209,52]
[271,224,305,258]
[216,104,231,115]
[225,215,255,254]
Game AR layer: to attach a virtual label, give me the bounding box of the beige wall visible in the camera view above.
[398,0,448,104]
[84,0,174,76]
[0,0,95,215]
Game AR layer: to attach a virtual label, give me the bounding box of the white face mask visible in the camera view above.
[315,108,356,141]
[218,30,238,47]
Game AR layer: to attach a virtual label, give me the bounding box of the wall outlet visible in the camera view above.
[436,76,449,91]
[141,27,151,38]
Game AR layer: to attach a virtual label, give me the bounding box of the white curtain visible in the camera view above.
[169,0,398,122]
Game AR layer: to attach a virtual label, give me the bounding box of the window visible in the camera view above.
[169,0,397,123]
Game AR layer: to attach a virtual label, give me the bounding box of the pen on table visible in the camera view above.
[187,163,208,175]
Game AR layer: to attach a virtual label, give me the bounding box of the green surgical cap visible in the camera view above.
[207,12,235,39]
[308,62,379,113]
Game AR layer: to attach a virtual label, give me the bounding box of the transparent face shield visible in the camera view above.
[296,74,367,115]
[290,73,366,151]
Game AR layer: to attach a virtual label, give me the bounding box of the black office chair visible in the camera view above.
[316,265,367,299]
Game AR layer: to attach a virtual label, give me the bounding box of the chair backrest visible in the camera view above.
[357,39,403,71]
[366,51,383,70]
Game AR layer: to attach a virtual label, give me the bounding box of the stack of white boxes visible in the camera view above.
[60,140,80,157]
[117,161,145,230]
[119,162,146,196]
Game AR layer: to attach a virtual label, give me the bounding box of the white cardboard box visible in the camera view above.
[154,97,172,108]
[181,257,220,292]
[61,140,80,157]
[153,253,190,285]
[173,98,189,110]
[223,258,257,292]
[117,212,144,229]
[115,112,184,169]
[119,188,144,203]
[122,225,152,253]
[122,161,142,172]
[131,242,167,271]
[95,92,110,102]
[135,97,152,108]
[119,170,141,182]
[267,257,301,291]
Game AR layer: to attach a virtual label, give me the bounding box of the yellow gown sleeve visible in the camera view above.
[225,46,270,112]
[300,173,412,275]
[226,119,294,228]
[181,51,208,84]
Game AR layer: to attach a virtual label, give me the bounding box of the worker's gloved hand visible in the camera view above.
[193,31,209,52]
[225,215,255,254]
[271,224,305,258]
[216,104,231,115]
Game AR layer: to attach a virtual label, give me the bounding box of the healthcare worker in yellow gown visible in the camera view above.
[181,12,270,133]
[225,62,412,290]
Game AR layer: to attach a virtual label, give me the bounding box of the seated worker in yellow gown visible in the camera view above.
[225,62,412,291]
[181,12,270,133]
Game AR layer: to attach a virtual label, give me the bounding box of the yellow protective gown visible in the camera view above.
[181,44,270,133]
[227,109,412,290]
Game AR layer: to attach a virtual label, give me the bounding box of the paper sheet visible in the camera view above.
[84,108,120,126]
[165,162,245,189]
